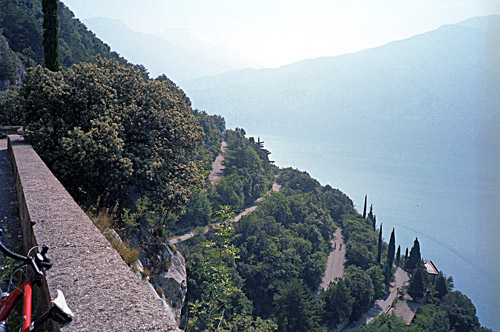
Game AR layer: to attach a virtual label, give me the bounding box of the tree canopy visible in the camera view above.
[19,57,203,213]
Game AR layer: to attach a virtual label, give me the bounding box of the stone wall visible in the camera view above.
[8,135,181,332]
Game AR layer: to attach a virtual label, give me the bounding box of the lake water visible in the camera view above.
[246,130,500,330]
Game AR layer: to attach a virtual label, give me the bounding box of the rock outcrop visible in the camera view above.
[0,36,24,90]
[126,219,188,325]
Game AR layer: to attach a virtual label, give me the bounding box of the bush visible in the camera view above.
[18,57,203,214]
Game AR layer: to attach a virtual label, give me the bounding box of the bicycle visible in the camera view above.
[0,230,74,331]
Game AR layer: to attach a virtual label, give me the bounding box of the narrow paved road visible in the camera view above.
[343,267,409,331]
[208,141,227,185]
[170,183,281,245]
[319,227,346,291]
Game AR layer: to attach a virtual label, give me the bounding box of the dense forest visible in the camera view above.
[0,1,492,331]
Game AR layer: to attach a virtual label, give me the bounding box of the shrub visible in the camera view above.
[18,56,203,216]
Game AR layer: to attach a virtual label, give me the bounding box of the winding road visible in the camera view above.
[318,227,346,291]
[343,267,410,331]
[170,141,281,245]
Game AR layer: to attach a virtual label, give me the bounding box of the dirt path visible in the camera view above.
[318,227,346,291]
[343,267,410,331]
[208,141,227,185]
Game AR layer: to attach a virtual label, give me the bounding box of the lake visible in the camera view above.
[245,128,500,330]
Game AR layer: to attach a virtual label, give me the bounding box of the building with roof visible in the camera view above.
[424,260,439,284]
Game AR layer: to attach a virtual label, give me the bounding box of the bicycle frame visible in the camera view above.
[0,278,33,332]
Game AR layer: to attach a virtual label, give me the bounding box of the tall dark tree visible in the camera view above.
[435,272,449,299]
[395,245,401,267]
[362,194,367,219]
[404,247,408,261]
[386,228,395,282]
[377,224,382,264]
[367,204,376,230]
[42,0,60,71]
[408,264,425,300]
[406,237,421,272]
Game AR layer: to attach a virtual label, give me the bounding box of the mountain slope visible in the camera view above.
[0,0,128,69]
[181,15,500,145]
[83,17,258,81]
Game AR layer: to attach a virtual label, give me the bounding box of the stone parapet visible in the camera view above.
[8,135,181,332]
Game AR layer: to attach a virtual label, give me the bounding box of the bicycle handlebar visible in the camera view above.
[0,230,53,275]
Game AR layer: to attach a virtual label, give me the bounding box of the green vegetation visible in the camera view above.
[0,0,129,69]
[42,0,60,71]
[19,57,203,214]
[1,2,492,331]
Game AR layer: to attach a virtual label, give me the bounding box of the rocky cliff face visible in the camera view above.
[0,36,24,90]
[126,219,187,325]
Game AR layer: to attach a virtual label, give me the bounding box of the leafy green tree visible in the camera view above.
[320,279,353,327]
[42,0,60,71]
[273,279,322,332]
[441,291,480,332]
[345,266,375,321]
[0,88,20,125]
[346,241,373,269]
[366,265,386,299]
[356,313,413,332]
[187,207,241,331]
[219,315,277,332]
[412,304,451,332]
[19,57,202,213]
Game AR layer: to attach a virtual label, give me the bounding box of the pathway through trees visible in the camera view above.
[170,140,281,245]
[318,227,346,291]
[208,141,227,185]
[343,267,411,331]
[169,183,281,245]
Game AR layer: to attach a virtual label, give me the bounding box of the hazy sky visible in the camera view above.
[63,0,500,68]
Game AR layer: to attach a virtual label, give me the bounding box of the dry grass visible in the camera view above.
[88,203,139,266]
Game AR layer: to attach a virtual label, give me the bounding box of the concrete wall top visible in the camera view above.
[8,135,181,332]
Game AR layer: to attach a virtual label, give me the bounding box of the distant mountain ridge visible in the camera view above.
[181,15,500,144]
[83,17,259,81]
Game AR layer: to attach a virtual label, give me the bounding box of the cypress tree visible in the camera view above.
[395,245,401,267]
[377,224,382,264]
[406,237,421,272]
[435,272,448,299]
[404,247,408,261]
[362,195,367,219]
[408,264,425,300]
[42,0,60,71]
[387,228,395,267]
[385,228,395,283]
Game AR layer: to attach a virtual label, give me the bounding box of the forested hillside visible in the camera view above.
[0,0,136,70]
[0,1,493,331]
